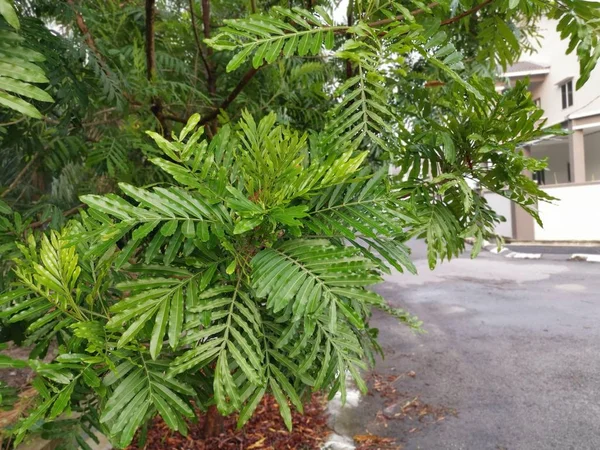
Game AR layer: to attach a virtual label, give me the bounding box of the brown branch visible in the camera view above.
[199,66,261,126]
[29,203,86,230]
[441,0,494,25]
[145,0,170,135]
[67,0,112,77]
[189,0,211,77]
[345,0,354,79]
[67,0,101,57]
[366,2,439,29]
[333,0,492,33]
[166,0,495,128]
[1,154,39,199]
[145,0,157,81]
[164,113,187,124]
[202,0,217,102]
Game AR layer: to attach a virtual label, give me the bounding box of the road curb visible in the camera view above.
[468,240,600,263]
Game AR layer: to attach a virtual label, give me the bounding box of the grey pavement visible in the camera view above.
[331,241,600,450]
[505,244,600,255]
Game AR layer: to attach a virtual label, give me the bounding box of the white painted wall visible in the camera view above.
[530,141,570,184]
[483,192,513,238]
[584,132,600,181]
[526,16,600,127]
[535,183,600,241]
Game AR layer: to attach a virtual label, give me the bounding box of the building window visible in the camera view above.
[560,80,573,109]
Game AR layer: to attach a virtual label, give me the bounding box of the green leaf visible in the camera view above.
[150,294,169,359]
[0,76,52,101]
[0,90,41,118]
[160,220,178,236]
[270,365,303,413]
[179,113,201,141]
[439,132,456,163]
[49,382,75,419]
[236,386,266,428]
[0,0,19,30]
[234,216,264,234]
[269,378,292,431]
[0,198,11,214]
[298,33,311,56]
[0,354,27,368]
[168,286,183,349]
[226,44,256,72]
[325,30,334,50]
[182,219,195,237]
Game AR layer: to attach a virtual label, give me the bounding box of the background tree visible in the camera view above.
[0,0,599,448]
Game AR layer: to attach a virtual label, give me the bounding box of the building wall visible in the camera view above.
[527,17,600,127]
[482,192,513,238]
[535,183,600,241]
[584,132,600,181]
[530,141,570,184]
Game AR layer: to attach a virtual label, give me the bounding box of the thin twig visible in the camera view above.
[366,2,438,28]
[202,0,216,99]
[166,0,496,127]
[145,0,170,136]
[440,0,494,25]
[188,0,211,77]
[1,154,39,199]
[66,0,112,77]
[199,66,261,126]
[29,203,86,230]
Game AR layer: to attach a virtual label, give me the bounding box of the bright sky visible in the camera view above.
[333,0,349,24]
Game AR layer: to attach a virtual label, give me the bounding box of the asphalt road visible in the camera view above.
[330,241,600,450]
[505,244,600,255]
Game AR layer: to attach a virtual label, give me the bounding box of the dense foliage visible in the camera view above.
[0,0,599,448]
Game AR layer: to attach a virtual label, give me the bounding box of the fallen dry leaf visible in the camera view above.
[247,437,266,449]
[126,394,329,450]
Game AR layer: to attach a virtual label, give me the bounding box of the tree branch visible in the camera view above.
[166,0,495,128]
[345,0,354,79]
[67,0,111,76]
[336,0,493,32]
[202,0,216,98]
[365,2,438,28]
[199,66,261,126]
[440,0,494,25]
[188,0,211,77]
[145,0,157,81]
[29,204,86,230]
[1,154,39,199]
[145,0,169,135]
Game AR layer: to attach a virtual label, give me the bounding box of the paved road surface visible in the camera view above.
[330,241,600,450]
[505,244,600,255]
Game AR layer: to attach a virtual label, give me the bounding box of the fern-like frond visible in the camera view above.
[251,239,384,401]
[100,355,195,448]
[306,168,416,273]
[108,264,216,355]
[81,182,230,263]
[0,1,53,118]
[207,7,338,72]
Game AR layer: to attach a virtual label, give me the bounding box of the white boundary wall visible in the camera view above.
[483,192,513,238]
[535,183,600,241]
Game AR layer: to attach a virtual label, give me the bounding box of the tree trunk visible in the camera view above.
[203,404,224,437]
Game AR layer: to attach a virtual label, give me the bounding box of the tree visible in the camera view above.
[1,0,600,448]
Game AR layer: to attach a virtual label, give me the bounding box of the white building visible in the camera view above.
[487,16,600,242]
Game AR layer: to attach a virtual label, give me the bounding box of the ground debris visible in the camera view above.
[366,371,457,433]
[354,433,402,449]
[127,393,329,450]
